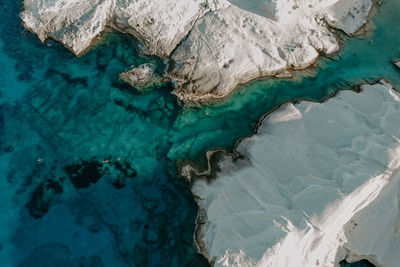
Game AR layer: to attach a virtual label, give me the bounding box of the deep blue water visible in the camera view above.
[0,0,399,266]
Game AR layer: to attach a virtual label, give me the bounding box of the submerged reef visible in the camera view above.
[22,0,376,103]
[185,80,400,266]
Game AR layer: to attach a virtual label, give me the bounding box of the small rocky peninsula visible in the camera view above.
[22,0,375,103]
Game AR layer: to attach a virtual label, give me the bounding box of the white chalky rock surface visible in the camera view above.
[22,0,219,56]
[169,0,373,102]
[22,0,115,56]
[22,0,373,101]
[191,80,400,266]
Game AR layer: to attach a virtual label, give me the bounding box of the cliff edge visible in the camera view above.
[22,0,375,103]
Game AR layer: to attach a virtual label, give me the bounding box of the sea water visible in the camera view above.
[0,0,399,266]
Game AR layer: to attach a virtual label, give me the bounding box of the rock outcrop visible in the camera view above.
[22,0,374,102]
[22,0,115,56]
[119,64,164,92]
[21,0,223,56]
[170,0,373,102]
[186,80,400,266]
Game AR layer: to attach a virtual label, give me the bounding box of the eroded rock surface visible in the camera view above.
[170,0,373,102]
[119,64,164,92]
[186,80,400,266]
[22,0,374,103]
[22,0,219,57]
[22,0,115,56]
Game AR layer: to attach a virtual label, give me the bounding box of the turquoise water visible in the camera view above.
[170,1,400,165]
[0,0,398,266]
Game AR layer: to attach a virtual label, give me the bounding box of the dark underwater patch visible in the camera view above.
[112,179,125,189]
[26,179,63,219]
[186,253,211,267]
[114,160,137,178]
[113,96,148,117]
[340,259,376,267]
[111,80,141,95]
[45,68,88,87]
[16,64,34,82]
[64,158,137,189]
[64,160,103,189]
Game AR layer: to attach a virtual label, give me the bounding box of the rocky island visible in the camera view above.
[186,80,400,266]
[119,64,165,92]
[22,0,375,103]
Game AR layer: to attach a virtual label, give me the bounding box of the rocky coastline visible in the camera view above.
[22,0,376,104]
[185,80,400,266]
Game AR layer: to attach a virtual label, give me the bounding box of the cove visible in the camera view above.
[0,0,399,267]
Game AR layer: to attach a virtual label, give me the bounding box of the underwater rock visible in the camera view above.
[119,64,164,92]
[22,0,374,103]
[64,158,137,189]
[185,80,400,266]
[26,179,63,219]
[64,160,103,189]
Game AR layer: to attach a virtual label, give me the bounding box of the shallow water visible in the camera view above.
[0,0,399,266]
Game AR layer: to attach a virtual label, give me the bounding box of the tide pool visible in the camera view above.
[0,0,399,266]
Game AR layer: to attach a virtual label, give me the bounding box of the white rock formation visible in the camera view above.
[111,0,222,57]
[169,0,373,102]
[22,0,217,56]
[189,80,400,266]
[22,0,374,102]
[338,169,400,267]
[22,0,115,56]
